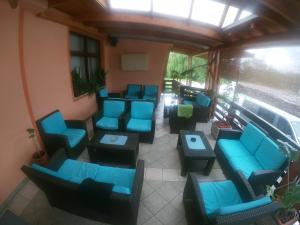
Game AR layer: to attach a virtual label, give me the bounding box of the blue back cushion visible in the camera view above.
[99,87,108,97]
[240,123,266,154]
[127,84,141,96]
[217,197,272,216]
[144,85,158,97]
[196,93,211,107]
[103,100,125,118]
[32,164,64,179]
[255,137,287,170]
[41,111,67,134]
[131,101,154,120]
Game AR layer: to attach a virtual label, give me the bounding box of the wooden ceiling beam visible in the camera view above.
[75,13,223,45]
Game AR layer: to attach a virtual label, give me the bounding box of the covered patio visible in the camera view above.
[1,0,300,225]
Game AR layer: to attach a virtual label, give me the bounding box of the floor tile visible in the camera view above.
[137,203,154,225]
[155,203,183,225]
[9,194,30,216]
[18,181,39,201]
[145,168,163,181]
[142,191,168,215]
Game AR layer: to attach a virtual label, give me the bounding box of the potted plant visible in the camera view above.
[26,128,48,166]
[267,140,300,225]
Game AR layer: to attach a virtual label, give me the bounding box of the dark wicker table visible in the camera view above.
[88,131,139,168]
[177,130,215,176]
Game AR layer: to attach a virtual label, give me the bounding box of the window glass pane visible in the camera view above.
[222,6,239,28]
[87,57,99,77]
[71,56,86,79]
[87,39,99,54]
[153,0,192,19]
[110,0,151,12]
[291,121,300,143]
[239,10,252,20]
[165,52,188,81]
[191,0,226,26]
[70,34,84,52]
[191,56,207,88]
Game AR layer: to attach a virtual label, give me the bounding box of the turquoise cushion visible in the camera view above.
[131,101,154,120]
[144,85,158,97]
[103,100,125,118]
[62,128,86,148]
[218,197,272,216]
[240,123,266,154]
[127,119,152,132]
[127,84,141,96]
[183,100,194,105]
[143,96,157,102]
[41,111,67,134]
[199,180,242,217]
[195,93,211,107]
[99,87,108,97]
[34,159,136,195]
[96,117,119,130]
[218,139,263,178]
[255,137,287,170]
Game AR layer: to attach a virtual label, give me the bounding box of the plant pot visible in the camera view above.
[32,151,48,166]
[275,209,299,225]
[211,121,232,140]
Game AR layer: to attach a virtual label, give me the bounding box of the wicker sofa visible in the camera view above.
[183,172,280,225]
[215,122,289,194]
[22,149,144,225]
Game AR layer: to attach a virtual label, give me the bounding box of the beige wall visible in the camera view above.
[107,39,172,93]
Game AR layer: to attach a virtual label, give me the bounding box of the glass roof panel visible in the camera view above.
[191,0,226,26]
[153,0,192,19]
[222,6,239,28]
[239,10,253,20]
[110,0,151,12]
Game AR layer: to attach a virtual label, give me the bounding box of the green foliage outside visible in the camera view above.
[165,52,207,84]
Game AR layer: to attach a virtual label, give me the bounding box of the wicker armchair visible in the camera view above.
[169,105,196,134]
[36,110,88,159]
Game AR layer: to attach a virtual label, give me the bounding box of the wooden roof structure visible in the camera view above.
[43,0,300,54]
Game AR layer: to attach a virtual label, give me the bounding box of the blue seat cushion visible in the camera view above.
[183,100,194,105]
[125,95,139,99]
[127,119,152,132]
[131,101,154,120]
[103,100,125,118]
[32,160,136,195]
[144,85,158,97]
[217,197,272,216]
[218,139,263,178]
[199,180,242,217]
[96,117,119,130]
[240,123,266,154]
[41,111,67,134]
[99,87,108,97]
[62,128,86,148]
[255,137,287,170]
[195,93,211,107]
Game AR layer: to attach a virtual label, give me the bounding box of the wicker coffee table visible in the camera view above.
[88,131,139,168]
[177,130,215,176]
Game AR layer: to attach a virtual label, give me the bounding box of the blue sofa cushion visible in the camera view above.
[131,101,154,120]
[127,84,141,97]
[144,85,158,97]
[199,180,242,217]
[195,93,211,107]
[63,128,86,148]
[99,87,108,97]
[240,123,266,154]
[96,117,119,130]
[218,139,263,178]
[183,100,194,105]
[127,119,152,132]
[41,111,67,134]
[103,100,125,118]
[217,197,272,216]
[255,137,287,170]
[33,159,136,195]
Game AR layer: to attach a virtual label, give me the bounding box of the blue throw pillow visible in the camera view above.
[103,100,125,118]
[99,87,108,97]
[196,93,211,107]
[41,111,67,134]
[144,85,158,97]
[131,101,154,120]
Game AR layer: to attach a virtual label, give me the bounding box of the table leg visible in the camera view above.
[204,158,215,176]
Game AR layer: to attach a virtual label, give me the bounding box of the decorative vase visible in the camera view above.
[275,209,299,225]
[32,151,48,166]
[211,120,232,140]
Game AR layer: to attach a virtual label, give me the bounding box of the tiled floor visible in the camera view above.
[5,94,277,225]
